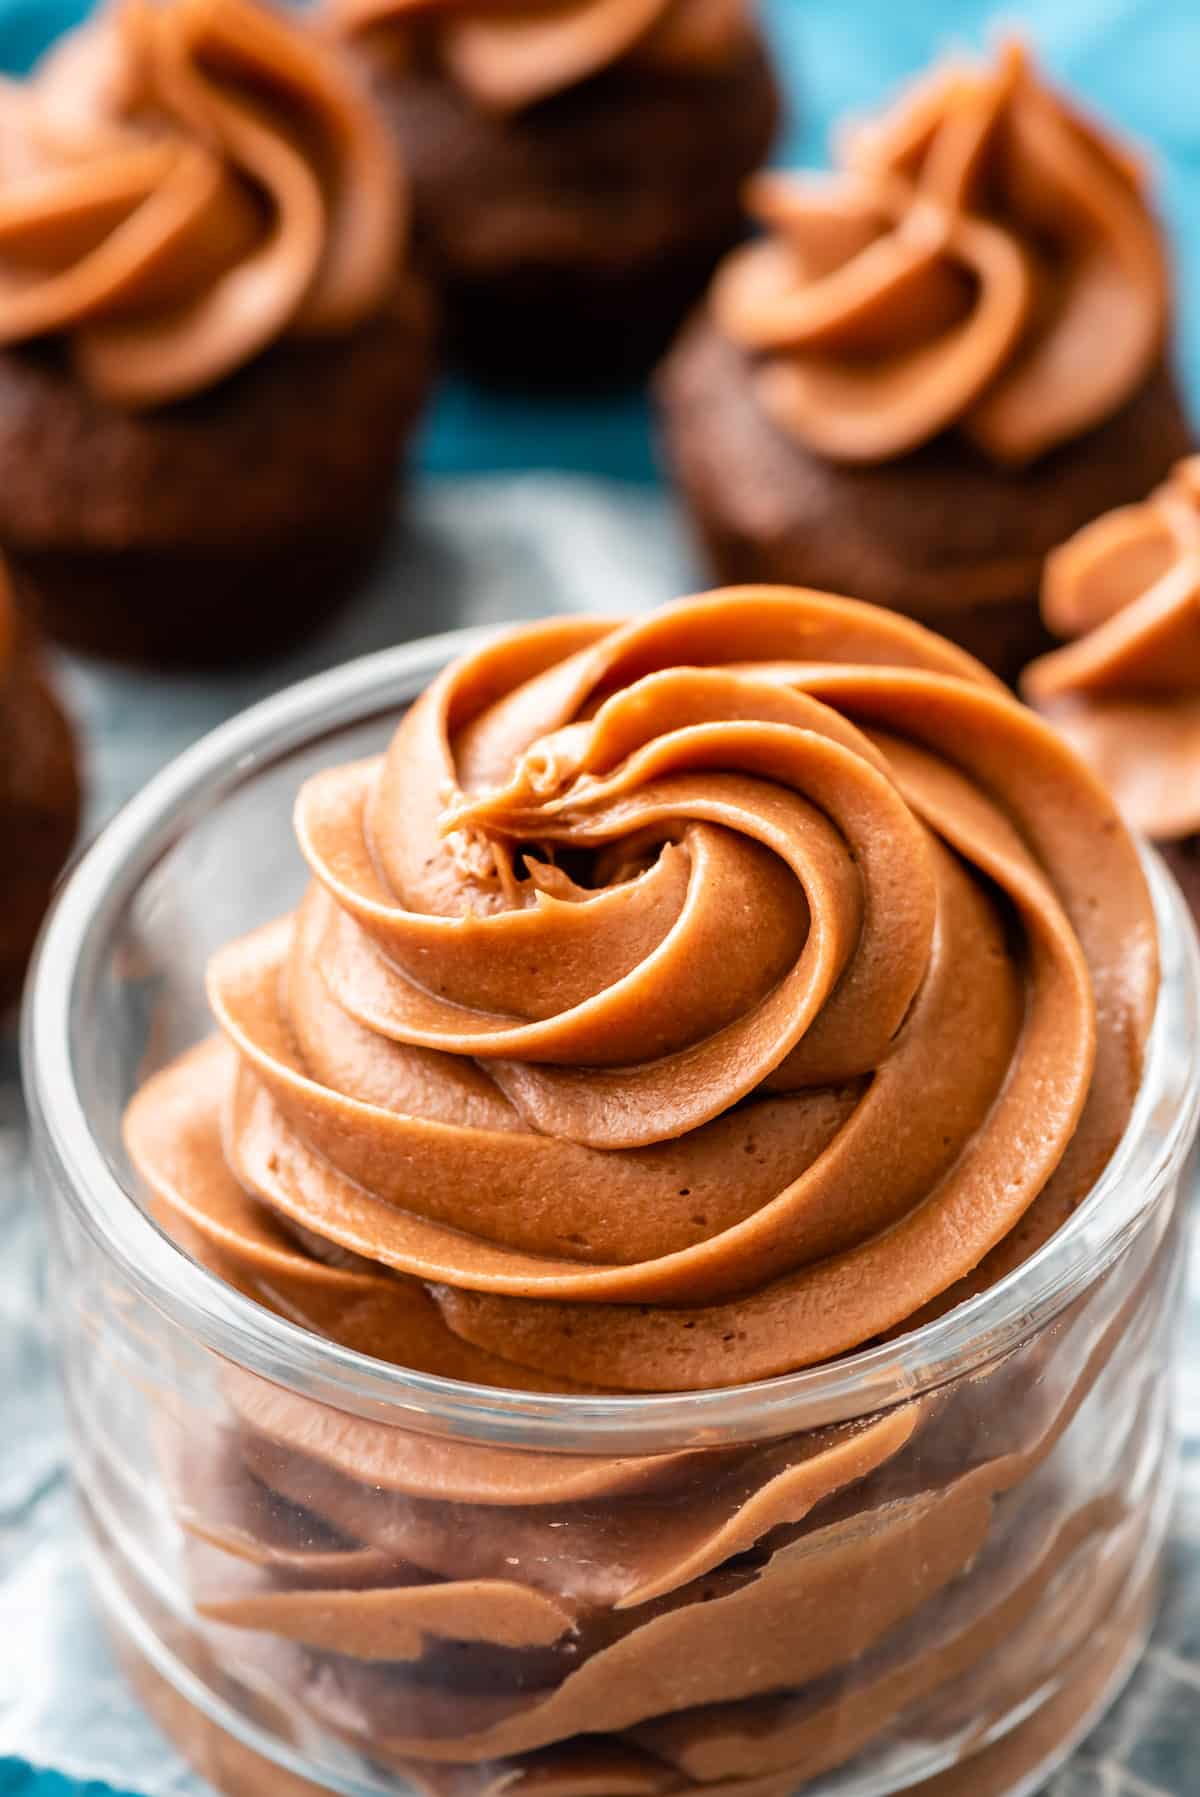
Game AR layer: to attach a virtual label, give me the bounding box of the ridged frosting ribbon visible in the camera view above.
[712,40,1168,465]
[166,1278,1149,1773]
[329,0,753,113]
[0,0,404,406]
[1024,456,1200,841]
[126,587,1157,1396]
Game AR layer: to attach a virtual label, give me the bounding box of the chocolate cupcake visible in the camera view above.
[1023,455,1200,918]
[330,0,781,386]
[659,41,1192,682]
[0,568,79,1011]
[0,0,434,668]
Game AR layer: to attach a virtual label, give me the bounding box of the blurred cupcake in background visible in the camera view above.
[659,41,1191,682]
[330,0,781,386]
[0,0,433,668]
[0,564,79,1011]
[1023,457,1200,918]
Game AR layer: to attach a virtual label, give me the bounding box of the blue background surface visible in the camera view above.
[0,1772,109,1797]
[2,1,1199,1793]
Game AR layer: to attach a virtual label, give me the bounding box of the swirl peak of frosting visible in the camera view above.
[1024,457,1200,841]
[0,0,405,407]
[125,588,1157,1395]
[330,0,753,113]
[712,39,1168,465]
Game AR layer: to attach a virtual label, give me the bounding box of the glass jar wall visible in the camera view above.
[25,639,1200,1797]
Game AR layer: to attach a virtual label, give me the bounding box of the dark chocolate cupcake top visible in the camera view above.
[126,588,1157,1395]
[0,564,12,669]
[0,0,405,407]
[711,41,1168,465]
[1023,457,1200,842]
[330,0,755,112]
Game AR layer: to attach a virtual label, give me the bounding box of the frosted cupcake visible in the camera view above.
[0,0,433,666]
[330,0,781,385]
[659,42,1191,681]
[1024,455,1200,917]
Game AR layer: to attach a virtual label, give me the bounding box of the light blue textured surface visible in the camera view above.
[1,2,1200,1795]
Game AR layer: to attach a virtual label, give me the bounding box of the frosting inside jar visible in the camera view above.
[712,40,1168,465]
[0,0,405,407]
[125,586,1158,1396]
[1023,456,1200,842]
[329,0,754,114]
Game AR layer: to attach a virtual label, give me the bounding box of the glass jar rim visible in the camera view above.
[22,628,1200,1453]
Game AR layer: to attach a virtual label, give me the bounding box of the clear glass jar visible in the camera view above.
[23,635,1200,1797]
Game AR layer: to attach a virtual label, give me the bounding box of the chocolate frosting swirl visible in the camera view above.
[126,587,1157,1397]
[1023,456,1200,841]
[712,41,1168,465]
[330,0,753,113]
[0,0,404,406]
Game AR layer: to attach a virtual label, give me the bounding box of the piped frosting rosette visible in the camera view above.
[329,0,753,114]
[127,587,1157,1398]
[125,588,1163,1785]
[1024,457,1200,842]
[0,0,404,406]
[712,41,1168,464]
